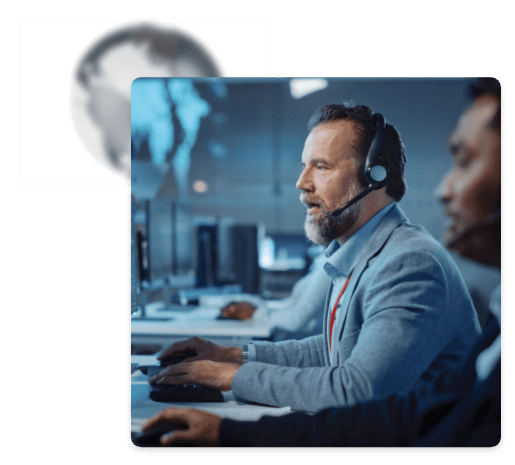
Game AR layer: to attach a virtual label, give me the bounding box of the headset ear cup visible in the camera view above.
[374,164,390,189]
[359,163,390,189]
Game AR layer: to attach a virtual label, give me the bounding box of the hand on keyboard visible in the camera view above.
[146,365,224,403]
[149,359,240,392]
[158,336,243,365]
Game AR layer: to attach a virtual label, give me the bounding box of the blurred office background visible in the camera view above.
[131,77,500,325]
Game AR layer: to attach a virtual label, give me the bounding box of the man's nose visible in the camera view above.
[434,169,455,206]
[296,168,313,192]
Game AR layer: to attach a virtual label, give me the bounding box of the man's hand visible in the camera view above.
[158,337,242,365]
[142,407,222,447]
[220,301,256,320]
[148,359,240,391]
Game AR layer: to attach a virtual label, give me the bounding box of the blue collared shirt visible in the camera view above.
[324,202,396,361]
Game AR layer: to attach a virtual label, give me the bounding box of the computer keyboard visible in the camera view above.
[146,365,224,403]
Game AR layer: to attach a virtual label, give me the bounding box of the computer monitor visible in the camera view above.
[194,219,258,290]
[216,217,237,283]
[259,233,309,271]
[174,203,195,276]
[146,198,174,283]
[195,224,218,288]
[131,198,140,315]
[132,197,173,321]
[232,225,260,294]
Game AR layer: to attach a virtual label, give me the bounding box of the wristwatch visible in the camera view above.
[241,344,249,364]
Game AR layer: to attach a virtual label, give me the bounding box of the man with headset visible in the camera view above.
[139,78,501,446]
[148,103,480,413]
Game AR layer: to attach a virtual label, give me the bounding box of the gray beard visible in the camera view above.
[304,184,363,246]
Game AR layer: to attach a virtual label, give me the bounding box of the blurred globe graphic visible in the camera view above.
[70,22,220,180]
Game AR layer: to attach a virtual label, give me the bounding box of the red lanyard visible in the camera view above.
[329,273,352,350]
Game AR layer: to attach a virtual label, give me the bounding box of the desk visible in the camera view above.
[131,302,272,346]
[131,355,291,433]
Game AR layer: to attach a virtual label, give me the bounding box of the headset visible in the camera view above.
[330,113,390,217]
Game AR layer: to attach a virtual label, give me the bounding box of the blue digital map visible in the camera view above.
[131,78,211,198]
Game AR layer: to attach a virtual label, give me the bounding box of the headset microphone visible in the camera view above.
[330,113,390,218]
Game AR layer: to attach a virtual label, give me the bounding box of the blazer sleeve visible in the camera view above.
[232,249,469,412]
[248,334,326,368]
[221,359,500,447]
[219,391,442,447]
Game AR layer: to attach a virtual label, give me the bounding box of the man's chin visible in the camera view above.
[304,216,325,245]
[443,219,473,248]
[443,226,459,248]
[304,220,330,246]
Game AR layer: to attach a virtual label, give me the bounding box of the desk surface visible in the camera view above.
[131,355,291,433]
[131,302,272,339]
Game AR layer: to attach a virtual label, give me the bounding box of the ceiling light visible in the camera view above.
[290,79,328,99]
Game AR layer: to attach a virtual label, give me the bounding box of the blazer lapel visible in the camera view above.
[322,280,335,365]
[331,204,408,358]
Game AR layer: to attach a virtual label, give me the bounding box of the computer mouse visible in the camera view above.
[132,425,177,447]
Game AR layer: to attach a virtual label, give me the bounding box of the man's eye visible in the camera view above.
[456,156,472,169]
[316,164,326,170]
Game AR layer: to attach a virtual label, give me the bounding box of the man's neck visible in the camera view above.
[336,195,393,245]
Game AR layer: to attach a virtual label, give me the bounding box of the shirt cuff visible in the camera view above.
[248,342,257,362]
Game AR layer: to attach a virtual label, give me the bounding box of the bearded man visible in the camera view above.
[149,103,480,413]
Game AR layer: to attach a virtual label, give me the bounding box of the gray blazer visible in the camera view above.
[231,204,481,412]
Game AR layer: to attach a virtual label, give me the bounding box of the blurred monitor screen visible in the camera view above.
[146,198,173,282]
[259,234,309,271]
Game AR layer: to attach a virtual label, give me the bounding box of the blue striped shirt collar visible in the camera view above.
[324,202,396,279]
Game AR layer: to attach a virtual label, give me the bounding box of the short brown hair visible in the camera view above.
[308,103,407,202]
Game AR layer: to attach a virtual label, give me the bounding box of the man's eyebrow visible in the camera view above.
[306,157,330,165]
